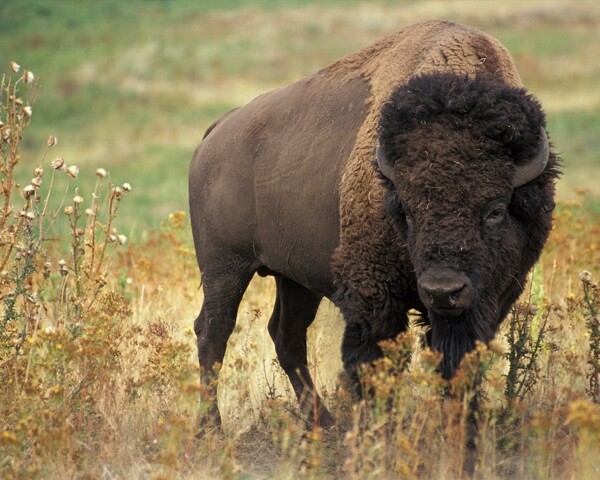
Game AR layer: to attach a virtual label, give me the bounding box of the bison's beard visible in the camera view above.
[427,303,496,380]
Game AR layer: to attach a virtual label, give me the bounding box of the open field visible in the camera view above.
[1,0,600,232]
[1,1,600,478]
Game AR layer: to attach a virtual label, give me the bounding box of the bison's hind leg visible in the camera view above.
[268,276,334,429]
[195,260,255,431]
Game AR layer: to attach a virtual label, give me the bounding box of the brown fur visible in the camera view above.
[331,21,522,317]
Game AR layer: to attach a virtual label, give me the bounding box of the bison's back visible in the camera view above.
[189,67,370,294]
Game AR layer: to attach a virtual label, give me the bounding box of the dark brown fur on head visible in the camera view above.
[378,73,560,378]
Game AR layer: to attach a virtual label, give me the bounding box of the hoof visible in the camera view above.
[196,410,222,439]
[195,422,221,439]
[318,409,335,430]
[304,406,335,432]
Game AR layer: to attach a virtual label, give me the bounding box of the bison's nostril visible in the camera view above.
[418,269,473,315]
[450,289,462,302]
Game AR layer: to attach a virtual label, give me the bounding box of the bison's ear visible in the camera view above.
[510,182,555,220]
[385,191,409,239]
[376,140,396,180]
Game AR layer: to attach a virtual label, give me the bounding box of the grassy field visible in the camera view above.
[1,0,600,478]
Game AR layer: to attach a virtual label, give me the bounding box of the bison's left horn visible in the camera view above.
[376,140,395,180]
[513,128,549,188]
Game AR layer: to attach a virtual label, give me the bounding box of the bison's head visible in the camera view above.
[376,73,559,378]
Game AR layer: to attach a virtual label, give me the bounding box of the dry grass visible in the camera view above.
[2,2,600,478]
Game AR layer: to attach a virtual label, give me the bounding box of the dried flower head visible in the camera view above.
[85,208,95,217]
[23,106,32,118]
[25,212,36,220]
[73,194,84,205]
[23,70,35,84]
[112,186,123,200]
[10,61,20,73]
[52,157,65,170]
[22,184,36,198]
[117,234,127,245]
[47,135,57,147]
[59,264,68,277]
[122,182,132,192]
[66,165,79,178]
[95,168,107,178]
[33,167,44,177]
[580,270,592,283]
[64,206,74,216]
[31,177,42,188]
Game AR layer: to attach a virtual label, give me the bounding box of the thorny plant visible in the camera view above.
[504,303,548,405]
[0,63,132,338]
[580,270,599,403]
[0,62,138,477]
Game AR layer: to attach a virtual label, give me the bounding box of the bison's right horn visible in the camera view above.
[512,128,549,188]
[376,140,396,180]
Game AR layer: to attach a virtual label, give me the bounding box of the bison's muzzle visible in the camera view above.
[418,268,473,317]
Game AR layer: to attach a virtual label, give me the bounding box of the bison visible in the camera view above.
[189,20,559,430]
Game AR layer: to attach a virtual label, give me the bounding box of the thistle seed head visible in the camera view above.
[66,165,79,178]
[52,157,65,170]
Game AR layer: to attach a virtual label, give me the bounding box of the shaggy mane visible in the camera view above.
[378,73,547,168]
[332,21,525,304]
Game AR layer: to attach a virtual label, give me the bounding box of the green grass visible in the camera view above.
[1,0,599,237]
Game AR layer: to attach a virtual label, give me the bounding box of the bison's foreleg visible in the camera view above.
[334,279,411,394]
[340,312,410,399]
[268,276,334,429]
[341,321,384,394]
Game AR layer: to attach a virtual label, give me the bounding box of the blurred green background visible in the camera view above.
[1,0,599,240]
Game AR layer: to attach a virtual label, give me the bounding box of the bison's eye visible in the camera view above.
[401,203,414,229]
[483,205,506,226]
[404,211,413,227]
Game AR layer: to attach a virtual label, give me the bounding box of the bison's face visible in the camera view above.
[377,73,558,377]
[388,130,518,311]
[384,130,519,311]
